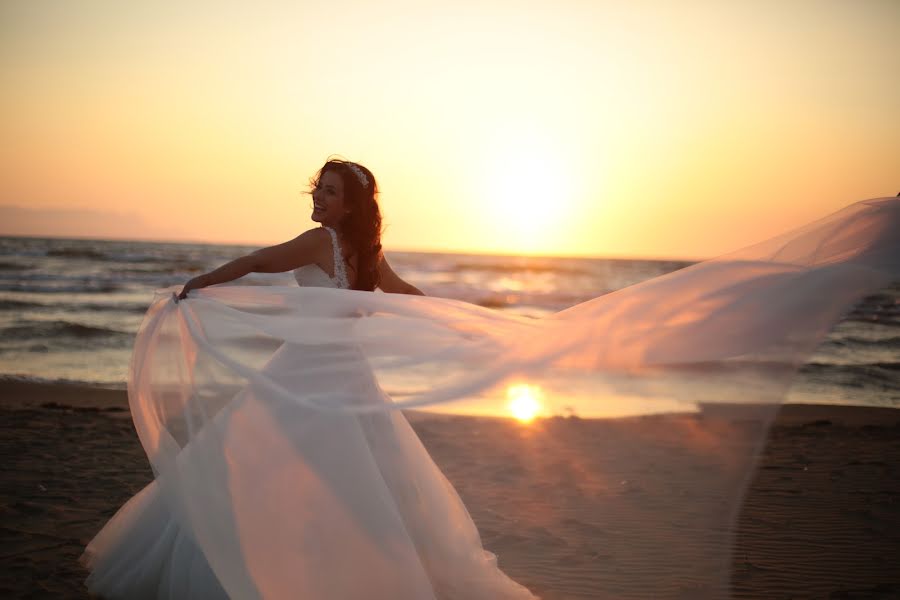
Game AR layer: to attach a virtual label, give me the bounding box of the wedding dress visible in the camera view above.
[81,226,537,599]
[83,200,900,599]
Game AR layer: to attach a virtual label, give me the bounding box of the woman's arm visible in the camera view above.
[177,228,327,300]
[377,255,425,296]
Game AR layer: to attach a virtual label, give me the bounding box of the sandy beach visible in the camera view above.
[1,380,898,599]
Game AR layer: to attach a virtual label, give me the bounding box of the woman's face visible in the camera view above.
[311,170,349,228]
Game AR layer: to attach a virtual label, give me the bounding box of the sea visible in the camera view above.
[1,235,898,407]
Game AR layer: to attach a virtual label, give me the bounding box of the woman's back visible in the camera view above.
[293,226,352,289]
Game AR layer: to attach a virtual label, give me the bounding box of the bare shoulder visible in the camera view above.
[300,226,330,245]
[273,226,331,255]
[293,227,331,260]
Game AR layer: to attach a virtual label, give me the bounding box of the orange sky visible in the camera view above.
[1,1,898,260]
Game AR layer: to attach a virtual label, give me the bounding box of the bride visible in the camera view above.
[82,156,899,599]
[81,158,538,599]
[176,159,425,299]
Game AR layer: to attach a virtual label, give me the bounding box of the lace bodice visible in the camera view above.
[292,226,350,289]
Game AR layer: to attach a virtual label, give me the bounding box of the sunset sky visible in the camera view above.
[1,1,898,259]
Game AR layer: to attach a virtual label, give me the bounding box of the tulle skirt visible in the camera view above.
[82,340,536,599]
[82,197,900,599]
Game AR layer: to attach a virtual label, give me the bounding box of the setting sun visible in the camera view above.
[474,125,579,254]
[506,383,543,423]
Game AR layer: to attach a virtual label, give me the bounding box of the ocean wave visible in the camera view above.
[46,247,108,260]
[0,299,36,310]
[0,282,121,294]
[78,302,149,314]
[0,373,126,390]
[824,336,900,350]
[0,298,149,314]
[109,263,207,275]
[41,245,217,271]
[844,315,900,327]
[0,261,31,271]
[1,320,134,341]
[844,291,900,325]
[799,361,900,390]
[0,268,186,291]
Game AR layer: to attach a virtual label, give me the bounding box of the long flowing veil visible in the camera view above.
[127,197,898,598]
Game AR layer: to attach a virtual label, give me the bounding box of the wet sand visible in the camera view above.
[1,380,898,598]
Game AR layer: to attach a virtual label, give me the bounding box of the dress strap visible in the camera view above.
[322,226,350,289]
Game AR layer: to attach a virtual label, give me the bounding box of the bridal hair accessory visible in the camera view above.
[347,163,369,189]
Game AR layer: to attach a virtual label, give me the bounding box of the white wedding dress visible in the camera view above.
[83,200,900,599]
[82,227,537,599]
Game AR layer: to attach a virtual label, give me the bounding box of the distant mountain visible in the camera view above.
[0,204,190,242]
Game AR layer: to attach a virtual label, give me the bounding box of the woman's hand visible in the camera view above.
[176,275,210,301]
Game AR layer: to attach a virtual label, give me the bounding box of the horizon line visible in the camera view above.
[0,231,708,263]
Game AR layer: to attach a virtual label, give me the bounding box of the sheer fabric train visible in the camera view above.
[83,198,899,599]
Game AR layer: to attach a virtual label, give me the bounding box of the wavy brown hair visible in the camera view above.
[307,158,382,291]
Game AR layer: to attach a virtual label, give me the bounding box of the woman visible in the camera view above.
[82,158,537,599]
[84,155,900,598]
[176,159,424,299]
